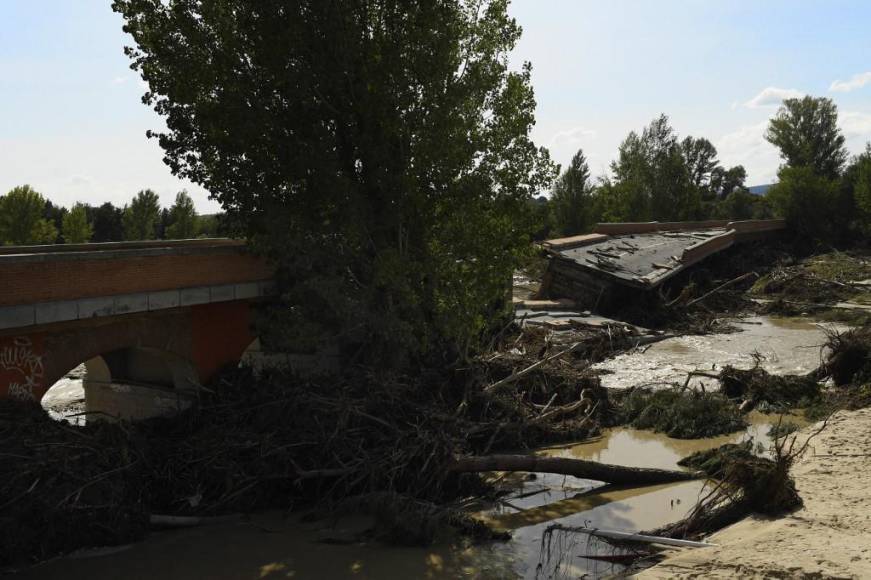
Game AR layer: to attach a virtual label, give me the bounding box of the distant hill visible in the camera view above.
[748,184,773,196]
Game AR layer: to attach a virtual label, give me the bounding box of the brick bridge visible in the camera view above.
[0,239,275,418]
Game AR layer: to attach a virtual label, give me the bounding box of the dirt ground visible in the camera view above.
[639,407,871,579]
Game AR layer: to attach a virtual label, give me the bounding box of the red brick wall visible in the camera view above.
[190,302,255,385]
[0,334,46,401]
[0,249,274,307]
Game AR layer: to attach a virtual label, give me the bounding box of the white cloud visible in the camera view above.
[830,72,871,93]
[111,76,129,85]
[743,87,804,109]
[716,120,780,185]
[549,126,597,149]
[839,111,871,138]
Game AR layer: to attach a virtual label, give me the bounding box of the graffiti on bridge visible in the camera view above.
[0,336,45,401]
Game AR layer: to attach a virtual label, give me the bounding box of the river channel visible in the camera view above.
[23,316,831,579]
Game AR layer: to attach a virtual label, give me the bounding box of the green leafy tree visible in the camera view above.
[851,144,871,233]
[551,149,592,235]
[768,166,839,239]
[42,200,66,243]
[166,190,199,239]
[681,137,719,189]
[0,185,58,245]
[766,96,847,179]
[122,189,161,240]
[115,0,556,364]
[715,189,755,220]
[62,203,93,243]
[197,213,221,238]
[609,115,699,221]
[710,165,747,200]
[92,202,124,242]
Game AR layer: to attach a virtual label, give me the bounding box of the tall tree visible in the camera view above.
[609,115,698,221]
[768,166,839,239]
[766,96,847,179]
[851,144,871,233]
[115,0,556,363]
[42,201,67,243]
[62,203,94,243]
[710,165,747,200]
[551,149,592,235]
[166,190,199,239]
[92,202,124,242]
[681,137,719,189]
[0,185,58,245]
[122,189,161,240]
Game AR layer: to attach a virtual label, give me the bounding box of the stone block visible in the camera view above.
[209,284,235,303]
[78,296,115,318]
[35,301,78,325]
[0,305,35,330]
[180,286,210,306]
[114,293,148,315]
[148,290,180,311]
[234,282,260,299]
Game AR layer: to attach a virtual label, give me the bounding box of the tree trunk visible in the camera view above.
[450,454,699,485]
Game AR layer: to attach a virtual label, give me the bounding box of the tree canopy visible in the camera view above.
[0,185,58,245]
[122,189,161,241]
[551,149,592,236]
[166,190,199,239]
[115,0,555,363]
[92,202,125,242]
[62,203,93,243]
[766,96,847,179]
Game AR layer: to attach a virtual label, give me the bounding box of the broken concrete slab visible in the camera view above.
[512,298,580,311]
[538,220,785,309]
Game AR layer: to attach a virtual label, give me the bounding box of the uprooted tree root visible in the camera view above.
[718,365,821,411]
[649,417,829,541]
[823,326,871,386]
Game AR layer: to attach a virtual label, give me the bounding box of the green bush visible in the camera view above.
[617,388,746,439]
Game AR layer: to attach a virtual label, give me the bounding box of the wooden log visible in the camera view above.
[547,524,717,548]
[449,454,700,485]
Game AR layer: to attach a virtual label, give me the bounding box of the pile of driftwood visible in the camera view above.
[1,322,684,567]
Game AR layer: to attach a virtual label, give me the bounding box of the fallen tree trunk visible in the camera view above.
[450,455,700,485]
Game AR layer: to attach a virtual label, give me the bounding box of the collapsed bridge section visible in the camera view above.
[537,219,786,309]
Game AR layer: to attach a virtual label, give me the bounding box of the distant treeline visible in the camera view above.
[0,187,226,245]
[535,96,871,243]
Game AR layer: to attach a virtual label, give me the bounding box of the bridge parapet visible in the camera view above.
[0,239,275,330]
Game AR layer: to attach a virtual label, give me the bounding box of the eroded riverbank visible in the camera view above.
[640,407,871,579]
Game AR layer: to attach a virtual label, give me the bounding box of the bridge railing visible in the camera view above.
[0,238,244,256]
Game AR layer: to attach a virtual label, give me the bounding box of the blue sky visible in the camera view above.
[2,1,871,212]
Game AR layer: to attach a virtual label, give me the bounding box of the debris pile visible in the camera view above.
[651,432,808,540]
[0,322,628,567]
[718,365,820,411]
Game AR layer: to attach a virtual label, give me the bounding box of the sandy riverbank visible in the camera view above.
[639,407,871,579]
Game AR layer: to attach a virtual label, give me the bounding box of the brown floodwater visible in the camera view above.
[593,315,841,390]
[17,412,804,580]
[17,316,817,580]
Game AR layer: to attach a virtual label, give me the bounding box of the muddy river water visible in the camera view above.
[21,316,828,580]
